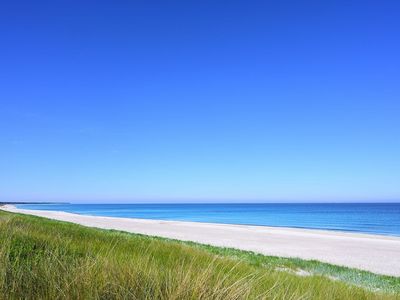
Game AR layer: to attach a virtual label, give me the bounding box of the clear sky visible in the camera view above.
[1,1,399,203]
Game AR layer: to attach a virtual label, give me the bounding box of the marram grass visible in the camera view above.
[0,210,398,299]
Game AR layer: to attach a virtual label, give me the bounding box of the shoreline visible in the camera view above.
[10,203,400,238]
[2,204,400,277]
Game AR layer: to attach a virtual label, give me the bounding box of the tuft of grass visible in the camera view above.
[0,210,398,299]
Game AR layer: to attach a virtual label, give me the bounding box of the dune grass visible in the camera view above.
[0,210,399,299]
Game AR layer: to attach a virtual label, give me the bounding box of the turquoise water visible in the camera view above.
[17,203,400,236]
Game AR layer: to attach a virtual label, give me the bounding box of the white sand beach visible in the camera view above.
[2,204,400,277]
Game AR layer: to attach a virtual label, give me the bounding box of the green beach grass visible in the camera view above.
[0,210,399,299]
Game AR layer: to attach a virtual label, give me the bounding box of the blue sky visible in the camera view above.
[1,1,399,203]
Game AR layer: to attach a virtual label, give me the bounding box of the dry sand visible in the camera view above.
[2,205,400,276]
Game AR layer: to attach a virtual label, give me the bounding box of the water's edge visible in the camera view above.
[16,203,400,237]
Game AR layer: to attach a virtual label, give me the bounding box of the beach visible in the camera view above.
[2,204,400,277]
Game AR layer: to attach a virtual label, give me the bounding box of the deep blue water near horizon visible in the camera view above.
[16,203,400,236]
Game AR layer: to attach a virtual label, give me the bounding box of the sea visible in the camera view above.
[16,203,400,236]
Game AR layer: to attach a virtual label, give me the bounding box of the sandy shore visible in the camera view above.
[2,204,400,277]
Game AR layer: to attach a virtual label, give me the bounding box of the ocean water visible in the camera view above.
[17,203,400,236]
